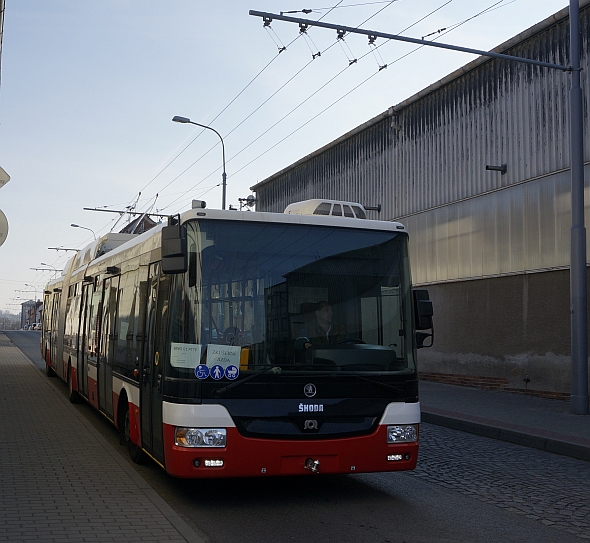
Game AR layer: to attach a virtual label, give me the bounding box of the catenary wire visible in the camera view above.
[163,0,510,211]
[157,1,400,211]
[134,1,346,207]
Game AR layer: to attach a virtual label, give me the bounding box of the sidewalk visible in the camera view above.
[420,380,590,462]
[0,332,205,543]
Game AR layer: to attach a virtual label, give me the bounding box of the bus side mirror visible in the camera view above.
[413,289,434,348]
[161,224,188,274]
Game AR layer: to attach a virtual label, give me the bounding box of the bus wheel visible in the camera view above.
[67,364,81,404]
[123,406,144,464]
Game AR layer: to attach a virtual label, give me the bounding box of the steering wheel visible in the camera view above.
[336,338,366,345]
[223,326,241,346]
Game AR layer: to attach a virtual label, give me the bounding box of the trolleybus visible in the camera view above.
[42,199,433,478]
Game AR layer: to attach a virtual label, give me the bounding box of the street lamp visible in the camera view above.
[71,223,96,239]
[172,116,227,210]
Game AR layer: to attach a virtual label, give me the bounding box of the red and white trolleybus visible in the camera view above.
[42,199,433,478]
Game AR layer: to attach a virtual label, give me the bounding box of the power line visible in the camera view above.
[152,0,506,213]
[157,1,401,211]
[134,2,352,213]
[213,0,513,187]
[137,2,347,206]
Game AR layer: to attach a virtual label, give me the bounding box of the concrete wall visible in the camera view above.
[417,269,576,394]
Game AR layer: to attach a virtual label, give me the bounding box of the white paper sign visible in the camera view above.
[206,345,241,369]
[170,343,202,368]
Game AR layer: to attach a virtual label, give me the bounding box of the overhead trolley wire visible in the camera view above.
[158,1,402,211]
[136,1,347,206]
[155,0,504,216]
[303,1,404,11]
[164,0,511,212]
[157,1,403,211]
[237,0,510,158]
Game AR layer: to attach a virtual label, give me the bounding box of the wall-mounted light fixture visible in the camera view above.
[486,164,507,175]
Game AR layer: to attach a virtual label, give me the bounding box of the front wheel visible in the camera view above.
[123,406,144,464]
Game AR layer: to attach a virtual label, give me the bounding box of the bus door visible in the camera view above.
[98,275,120,419]
[77,282,92,399]
[141,263,169,464]
[50,291,61,369]
[85,278,103,408]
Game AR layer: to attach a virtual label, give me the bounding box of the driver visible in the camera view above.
[295,301,346,350]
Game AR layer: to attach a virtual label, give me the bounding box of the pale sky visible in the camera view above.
[0,0,569,314]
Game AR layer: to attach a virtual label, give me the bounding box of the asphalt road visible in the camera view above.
[5,330,589,543]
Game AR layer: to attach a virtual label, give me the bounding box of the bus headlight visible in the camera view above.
[387,425,417,443]
[175,428,227,448]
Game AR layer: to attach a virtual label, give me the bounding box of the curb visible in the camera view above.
[421,410,590,463]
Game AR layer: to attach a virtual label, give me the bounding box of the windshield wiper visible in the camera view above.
[330,373,405,395]
[211,365,282,398]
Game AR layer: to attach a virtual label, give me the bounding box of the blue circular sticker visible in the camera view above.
[225,365,239,380]
[194,364,209,380]
[210,364,225,380]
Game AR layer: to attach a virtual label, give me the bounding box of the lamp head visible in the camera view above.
[172,116,191,124]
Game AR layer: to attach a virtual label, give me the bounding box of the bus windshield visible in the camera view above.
[168,219,414,377]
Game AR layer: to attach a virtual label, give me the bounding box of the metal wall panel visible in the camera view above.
[404,167,590,285]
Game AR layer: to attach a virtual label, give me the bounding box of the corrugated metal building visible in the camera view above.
[251,2,590,396]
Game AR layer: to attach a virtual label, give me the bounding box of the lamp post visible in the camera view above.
[172,116,227,210]
[70,223,96,239]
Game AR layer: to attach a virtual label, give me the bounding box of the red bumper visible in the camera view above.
[162,424,418,478]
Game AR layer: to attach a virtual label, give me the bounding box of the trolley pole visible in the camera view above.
[250,1,589,413]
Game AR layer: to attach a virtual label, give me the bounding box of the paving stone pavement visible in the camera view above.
[420,381,590,462]
[0,333,204,543]
[414,423,590,540]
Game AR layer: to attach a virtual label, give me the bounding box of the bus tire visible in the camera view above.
[123,404,144,464]
[67,363,81,404]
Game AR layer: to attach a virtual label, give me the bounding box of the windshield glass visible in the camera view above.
[168,219,414,378]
